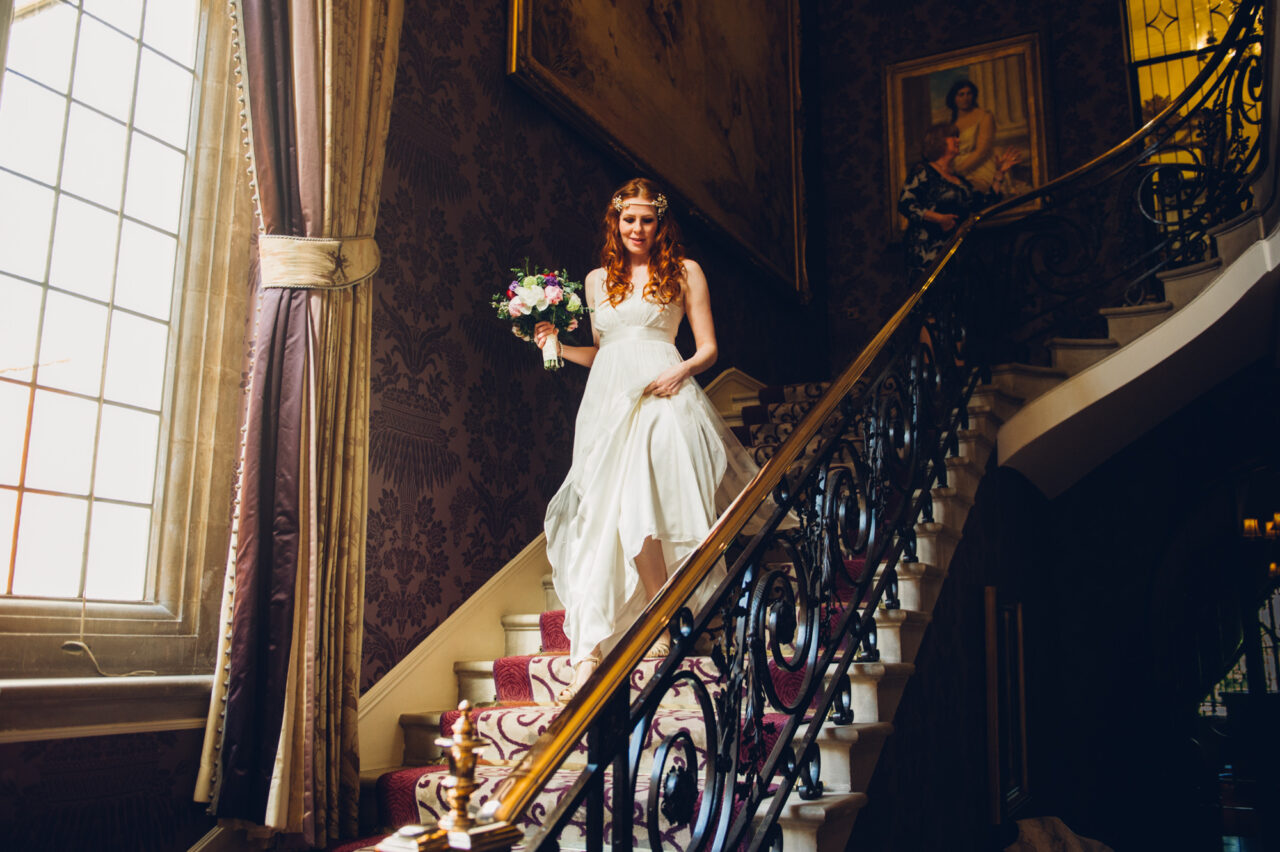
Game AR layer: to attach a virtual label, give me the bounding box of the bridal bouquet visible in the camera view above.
[493,264,586,370]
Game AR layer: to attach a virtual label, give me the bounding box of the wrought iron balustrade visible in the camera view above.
[398,0,1277,849]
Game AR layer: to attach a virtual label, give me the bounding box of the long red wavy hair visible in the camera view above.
[600,178,686,307]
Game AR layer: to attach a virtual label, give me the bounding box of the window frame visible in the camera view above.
[0,0,251,693]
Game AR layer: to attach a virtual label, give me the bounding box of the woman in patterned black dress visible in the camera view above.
[898,121,1019,282]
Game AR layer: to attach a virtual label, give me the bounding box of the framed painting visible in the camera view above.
[884,33,1049,239]
[508,0,808,298]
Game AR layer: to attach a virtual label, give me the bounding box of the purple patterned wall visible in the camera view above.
[1,4,1147,847]
[818,0,1134,371]
[363,0,830,690]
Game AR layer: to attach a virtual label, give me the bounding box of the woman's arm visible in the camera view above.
[897,165,930,221]
[900,167,959,231]
[535,268,602,368]
[644,260,717,397]
[954,110,995,176]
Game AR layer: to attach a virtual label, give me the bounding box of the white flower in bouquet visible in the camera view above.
[517,283,549,312]
[493,263,587,371]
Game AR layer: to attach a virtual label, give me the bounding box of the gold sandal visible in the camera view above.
[556,655,599,704]
[645,632,671,659]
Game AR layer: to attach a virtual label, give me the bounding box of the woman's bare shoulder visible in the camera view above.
[681,258,708,298]
[584,267,606,305]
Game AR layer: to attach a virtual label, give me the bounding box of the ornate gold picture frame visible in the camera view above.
[884,33,1049,239]
[508,0,808,298]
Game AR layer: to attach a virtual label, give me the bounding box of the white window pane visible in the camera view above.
[0,383,32,486]
[0,276,43,383]
[49,196,119,301]
[115,221,176,319]
[143,0,199,69]
[5,1,77,92]
[83,0,144,38]
[85,501,149,600]
[0,73,67,184]
[0,488,15,581]
[71,14,138,121]
[62,104,127,209]
[38,291,107,395]
[0,172,55,280]
[124,132,184,231]
[25,390,97,494]
[103,311,168,409]
[134,49,193,149]
[94,404,158,502]
[12,492,87,597]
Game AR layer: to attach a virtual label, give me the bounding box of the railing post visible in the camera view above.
[376,701,522,852]
[583,684,632,851]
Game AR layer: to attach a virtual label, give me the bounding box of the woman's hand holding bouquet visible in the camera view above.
[492,265,586,370]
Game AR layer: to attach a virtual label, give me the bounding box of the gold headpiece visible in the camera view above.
[613,193,668,219]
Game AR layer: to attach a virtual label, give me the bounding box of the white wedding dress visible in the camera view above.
[545,282,759,665]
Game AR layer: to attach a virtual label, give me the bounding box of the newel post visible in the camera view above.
[375,701,522,852]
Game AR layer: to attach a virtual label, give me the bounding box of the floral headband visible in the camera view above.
[612,193,668,220]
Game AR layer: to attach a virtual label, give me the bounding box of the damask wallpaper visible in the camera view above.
[1,3,1148,848]
[818,0,1133,371]
[363,0,829,690]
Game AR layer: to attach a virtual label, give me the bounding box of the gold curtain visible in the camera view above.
[195,0,404,845]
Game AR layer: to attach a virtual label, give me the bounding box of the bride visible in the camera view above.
[535,178,757,702]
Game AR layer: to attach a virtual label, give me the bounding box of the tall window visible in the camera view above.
[0,0,199,604]
[1124,0,1241,122]
[0,0,248,686]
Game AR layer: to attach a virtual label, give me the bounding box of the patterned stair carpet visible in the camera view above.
[338,379,940,852]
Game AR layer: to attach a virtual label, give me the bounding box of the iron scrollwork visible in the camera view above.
[490,2,1272,850]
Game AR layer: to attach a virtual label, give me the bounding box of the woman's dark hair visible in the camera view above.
[945,79,979,122]
[920,121,959,162]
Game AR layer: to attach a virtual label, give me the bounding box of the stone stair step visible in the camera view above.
[875,561,948,615]
[955,425,996,472]
[845,662,914,725]
[543,572,562,611]
[1098,301,1174,347]
[399,710,445,767]
[500,613,543,656]
[1047,336,1121,374]
[927,484,973,533]
[1157,257,1222,310]
[777,789,871,852]
[870,609,931,665]
[940,454,981,499]
[813,720,894,794]
[379,366,1010,850]
[915,521,960,572]
[1209,209,1263,265]
[986,363,1068,403]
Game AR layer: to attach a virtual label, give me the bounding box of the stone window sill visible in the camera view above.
[0,675,214,743]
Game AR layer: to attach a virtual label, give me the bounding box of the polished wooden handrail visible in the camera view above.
[482,0,1272,833]
[488,224,972,824]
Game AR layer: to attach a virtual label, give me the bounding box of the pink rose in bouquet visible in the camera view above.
[492,264,587,370]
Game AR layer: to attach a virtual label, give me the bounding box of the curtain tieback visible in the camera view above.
[259,234,380,290]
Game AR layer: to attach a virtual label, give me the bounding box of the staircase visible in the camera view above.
[339,369,1015,851]
[336,198,1279,852]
